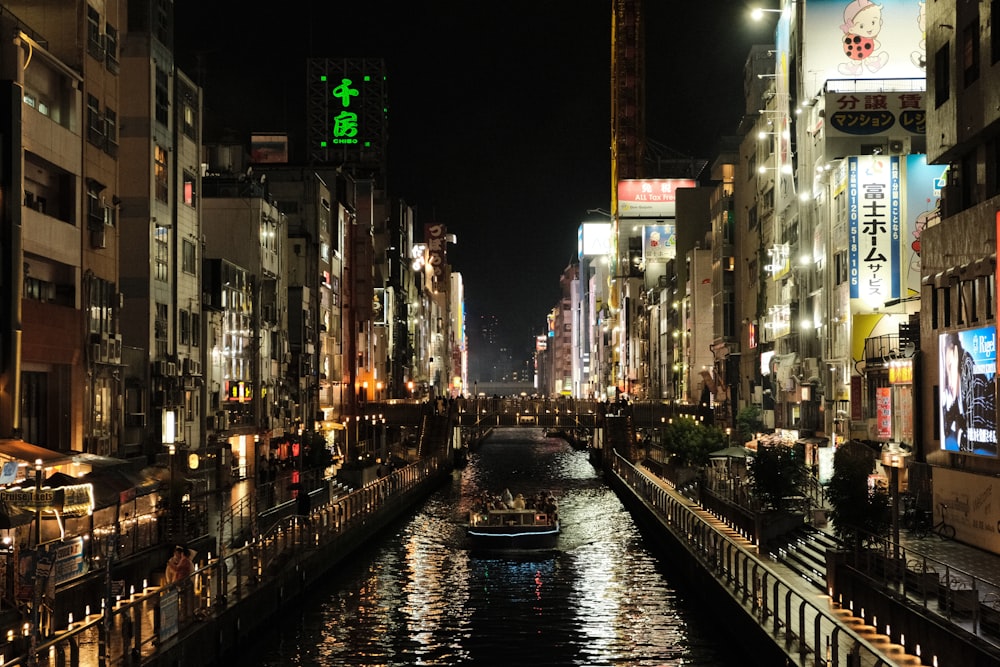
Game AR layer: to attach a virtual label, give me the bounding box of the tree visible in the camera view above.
[661,417,726,468]
[746,444,808,512]
[825,440,890,545]
[734,405,765,444]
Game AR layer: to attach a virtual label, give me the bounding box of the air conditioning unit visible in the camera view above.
[803,357,820,380]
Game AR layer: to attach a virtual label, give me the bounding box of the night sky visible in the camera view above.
[173,1,772,365]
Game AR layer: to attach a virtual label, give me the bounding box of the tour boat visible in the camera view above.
[466,505,560,550]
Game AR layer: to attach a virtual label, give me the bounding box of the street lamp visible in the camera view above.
[751,7,785,21]
[881,444,911,563]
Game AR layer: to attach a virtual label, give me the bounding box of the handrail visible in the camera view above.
[610,451,893,666]
[14,455,445,666]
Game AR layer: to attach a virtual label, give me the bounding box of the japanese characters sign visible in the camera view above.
[848,155,900,305]
[424,223,447,286]
[826,91,925,137]
[642,224,675,261]
[618,179,696,218]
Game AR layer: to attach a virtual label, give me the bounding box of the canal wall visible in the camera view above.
[604,464,790,666]
[149,464,453,667]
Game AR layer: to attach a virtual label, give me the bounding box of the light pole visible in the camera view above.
[31,458,42,657]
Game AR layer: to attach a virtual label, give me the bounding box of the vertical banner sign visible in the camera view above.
[424,224,447,287]
[876,387,892,440]
[939,326,998,457]
[848,155,901,304]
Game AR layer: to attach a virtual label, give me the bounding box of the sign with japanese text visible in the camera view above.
[876,387,892,439]
[848,155,900,306]
[642,224,675,261]
[939,327,997,457]
[424,223,447,286]
[308,58,386,165]
[826,91,925,137]
[618,179,696,218]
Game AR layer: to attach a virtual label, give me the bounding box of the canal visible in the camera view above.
[236,427,746,666]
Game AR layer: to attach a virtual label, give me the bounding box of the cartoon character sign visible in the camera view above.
[911,1,926,68]
[838,0,889,75]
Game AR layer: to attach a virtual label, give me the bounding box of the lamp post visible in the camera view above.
[881,445,911,563]
[31,458,42,658]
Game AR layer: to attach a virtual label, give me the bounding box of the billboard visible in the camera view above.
[250,133,289,164]
[617,179,696,218]
[825,91,926,138]
[848,154,900,307]
[939,326,997,457]
[642,224,675,262]
[902,155,945,297]
[801,0,927,97]
[578,222,612,258]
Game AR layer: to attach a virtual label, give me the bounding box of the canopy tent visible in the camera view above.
[709,445,754,459]
[0,499,34,529]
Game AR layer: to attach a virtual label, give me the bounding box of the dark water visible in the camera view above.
[240,428,742,666]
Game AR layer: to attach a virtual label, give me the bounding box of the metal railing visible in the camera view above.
[9,456,444,667]
[610,452,893,666]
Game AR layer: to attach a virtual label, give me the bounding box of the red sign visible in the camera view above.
[876,387,892,440]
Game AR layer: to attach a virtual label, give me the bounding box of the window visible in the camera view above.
[183,171,197,207]
[934,43,950,107]
[154,144,168,202]
[182,239,196,274]
[104,23,119,74]
[86,181,105,230]
[192,313,200,347]
[155,302,168,357]
[87,6,103,60]
[104,107,118,158]
[87,94,104,147]
[962,17,980,87]
[155,67,168,126]
[154,224,169,282]
[180,309,190,346]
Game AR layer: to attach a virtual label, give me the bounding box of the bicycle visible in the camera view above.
[931,503,957,539]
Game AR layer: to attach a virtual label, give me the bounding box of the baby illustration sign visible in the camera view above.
[801,1,929,92]
[839,0,889,75]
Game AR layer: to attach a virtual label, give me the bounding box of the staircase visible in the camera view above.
[768,525,842,591]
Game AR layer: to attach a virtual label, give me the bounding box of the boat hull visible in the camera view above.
[466,522,560,551]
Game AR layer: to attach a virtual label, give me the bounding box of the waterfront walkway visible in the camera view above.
[626,459,921,666]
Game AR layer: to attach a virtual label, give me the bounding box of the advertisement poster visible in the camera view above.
[939,326,998,457]
[642,224,675,261]
[801,0,928,98]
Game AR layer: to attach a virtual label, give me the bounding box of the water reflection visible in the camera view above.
[240,428,740,666]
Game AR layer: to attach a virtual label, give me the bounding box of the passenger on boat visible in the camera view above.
[512,493,526,510]
[502,488,514,507]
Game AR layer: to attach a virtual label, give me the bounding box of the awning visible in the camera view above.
[0,439,75,466]
[796,436,830,446]
[0,499,33,529]
[83,467,160,509]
